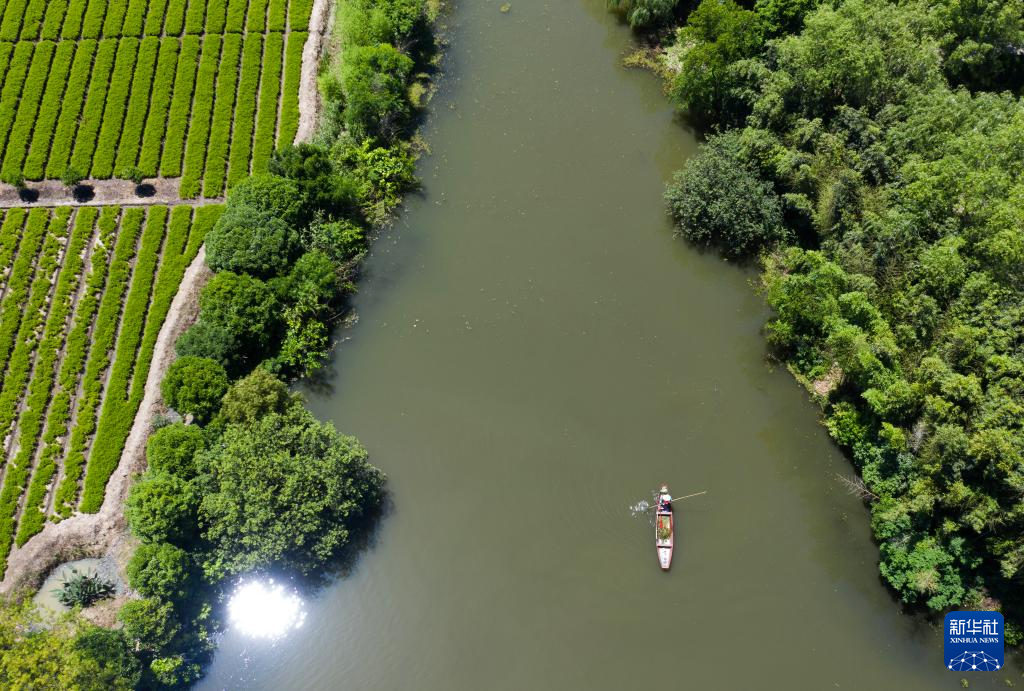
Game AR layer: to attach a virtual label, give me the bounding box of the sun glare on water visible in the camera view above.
[227,579,307,639]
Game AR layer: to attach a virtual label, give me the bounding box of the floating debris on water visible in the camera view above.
[500,3,511,13]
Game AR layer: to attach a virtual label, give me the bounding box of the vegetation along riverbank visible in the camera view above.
[0,0,440,687]
[610,0,1024,640]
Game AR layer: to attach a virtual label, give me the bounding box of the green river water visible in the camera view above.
[197,1,1020,688]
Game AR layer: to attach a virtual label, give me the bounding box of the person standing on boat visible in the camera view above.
[659,486,672,512]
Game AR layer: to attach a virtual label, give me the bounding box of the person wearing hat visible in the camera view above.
[659,486,672,512]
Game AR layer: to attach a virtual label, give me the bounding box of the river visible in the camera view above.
[197,1,1018,688]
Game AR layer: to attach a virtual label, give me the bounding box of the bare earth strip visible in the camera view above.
[294,0,330,144]
[0,178,222,208]
[0,248,211,594]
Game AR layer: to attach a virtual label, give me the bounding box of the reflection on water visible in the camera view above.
[227,579,306,640]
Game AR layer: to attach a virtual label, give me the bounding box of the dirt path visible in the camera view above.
[0,248,211,595]
[295,0,333,143]
[0,178,222,209]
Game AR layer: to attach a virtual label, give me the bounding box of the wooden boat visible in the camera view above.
[656,486,673,571]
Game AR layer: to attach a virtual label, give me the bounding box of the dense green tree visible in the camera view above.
[198,272,280,363]
[161,356,229,422]
[607,0,679,28]
[754,0,820,36]
[668,0,764,124]
[127,543,192,601]
[665,132,786,258]
[125,472,198,545]
[118,599,179,653]
[175,320,239,372]
[339,44,414,142]
[0,600,136,691]
[753,0,942,122]
[205,203,296,278]
[72,628,141,688]
[146,423,205,479]
[196,405,384,578]
[218,368,299,426]
[226,173,303,227]
[301,218,366,263]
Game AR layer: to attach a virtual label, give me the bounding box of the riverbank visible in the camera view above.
[639,0,1024,642]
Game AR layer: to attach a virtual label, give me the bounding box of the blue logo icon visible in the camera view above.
[945,611,1003,671]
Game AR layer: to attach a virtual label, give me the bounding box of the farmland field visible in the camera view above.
[0,0,315,576]
[0,0,313,198]
[0,204,221,572]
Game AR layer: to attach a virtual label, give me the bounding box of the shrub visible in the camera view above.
[665,133,786,258]
[127,542,190,600]
[146,423,205,478]
[125,472,198,544]
[338,43,414,142]
[205,203,295,277]
[118,598,178,652]
[54,568,115,607]
[175,321,239,372]
[161,356,229,422]
[218,368,297,426]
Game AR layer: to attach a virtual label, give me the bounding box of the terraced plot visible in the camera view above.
[0,204,222,572]
[0,0,311,199]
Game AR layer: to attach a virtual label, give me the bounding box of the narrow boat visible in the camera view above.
[656,485,673,571]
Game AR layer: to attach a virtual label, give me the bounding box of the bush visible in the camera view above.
[665,133,786,258]
[218,368,297,426]
[205,203,295,277]
[118,598,178,652]
[146,423,205,479]
[338,44,414,142]
[161,356,228,422]
[175,320,239,372]
[127,543,191,601]
[125,472,198,544]
[226,173,303,226]
[54,568,115,607]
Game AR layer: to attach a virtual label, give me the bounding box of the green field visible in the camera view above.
[0,0,311,198]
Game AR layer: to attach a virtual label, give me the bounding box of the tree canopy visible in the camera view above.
[659,0,1024,638]
[196,404,384,578]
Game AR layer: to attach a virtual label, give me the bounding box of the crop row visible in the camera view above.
[79,206,168,511]
[0,213,78,574]
[109,36,162,177]
[52,208,144,517]
[278,30,306,148]
[178,34,223,198]
[0,209,87,565]
[0,210,47,394]
[0,0,315,40]
[0,210,68,449]
[226,33,263,190]
[81,205,219,511]
[16,208,103,545]
[200,32,245,197]
[251,31,283,174]
[0,206,216,559]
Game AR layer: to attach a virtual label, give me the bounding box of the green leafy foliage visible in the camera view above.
[0,600,135,690]
[657,0,1024,628]
[196,404,385,578]
[161,357,229,422]
[125,472,199,545]
[205,202,296,277]
[607,0,679,28]
[146,423,206,479]
[127,543,191,601]
[665,132,786,258]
